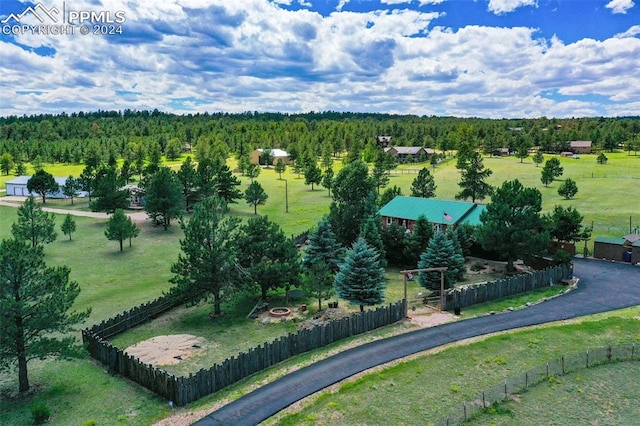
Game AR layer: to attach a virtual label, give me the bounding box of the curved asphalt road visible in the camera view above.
[194,258,640,426]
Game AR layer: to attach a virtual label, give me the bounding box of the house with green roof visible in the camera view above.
[378,196,486,232]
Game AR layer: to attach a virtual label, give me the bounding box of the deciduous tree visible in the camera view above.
[0,239,90,393]
[1,152,14,175]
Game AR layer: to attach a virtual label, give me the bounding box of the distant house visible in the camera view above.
[593,233,640,264]
[569,141,592,154]
[124,184,145,209]
[499,147,510,156]
[250,148,292,166]
[5,175,88,199]
[379,196,486,233]
[377,136,392,148]
[384,146,431,163]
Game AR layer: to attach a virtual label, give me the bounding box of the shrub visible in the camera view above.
[31,401,51,425]
[470,261,486,271]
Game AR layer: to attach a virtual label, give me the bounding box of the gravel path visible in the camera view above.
[193,258,640,426]
[0,197,148,223]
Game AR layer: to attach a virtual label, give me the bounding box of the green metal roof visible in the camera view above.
[594,237,626,245]
[378,196,485,226]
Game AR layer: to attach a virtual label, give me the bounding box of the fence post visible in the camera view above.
[562,356,565,374]
[586,350,589,368]
[482,391,486,409]
[504,380,508,399]
[463,402,467,422]
[633,343,636,360]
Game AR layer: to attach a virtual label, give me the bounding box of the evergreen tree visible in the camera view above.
[246,163,261,180]
[410,167,437,198]
[144,167,185,230]
[558,178,578,199]
[544,158,564,178]
[321,166,334,197]
[455,151,493,202]
[177,156,199,209]
[334,238,386,312]
[274,158,286,179]
[304,162,322,190]
[214,162,243,205]
[381,222,407,266]
[61,214,76,241]
[329,160,376,246]
[371,156,390,195]
[244,181,268,214]
[11,196,57,247]
[27,169,59,203]
[417,231,465,291]
[171,196,240,316]
[303,219,345,275]
[62,175,80,205]
[516,142,530,162]
[0,239,91,393]
[545,205,589,242]
[104,209,139,251]
[596,152,608,164]
[237,216,301,299]
[360,215,386,267]
[533,151,544,167]
[404,215,433,266]
[90,166,129,213]
[304,257,334,310]
[541,165,555,186]
[476,179,549,272]
[14,161,27,176]
[379,185,402,207]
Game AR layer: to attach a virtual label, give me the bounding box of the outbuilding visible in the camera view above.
[5,175,87,199]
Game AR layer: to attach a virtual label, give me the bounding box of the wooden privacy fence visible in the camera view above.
[83,300,406,406]
[443,264,572,311]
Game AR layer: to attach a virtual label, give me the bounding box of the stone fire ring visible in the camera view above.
[269,307,291,317]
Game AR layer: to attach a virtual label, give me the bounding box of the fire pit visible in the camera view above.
[269,307,291,318]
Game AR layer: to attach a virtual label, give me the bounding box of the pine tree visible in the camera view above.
[533,151,544,167]
[303,219,345,275]
[274,158,286,179]
[27,169,59,204]
[334,238,386,312]
[61,214,76,241]
[360,215,386,267]
[11,196,57,247]
[410,167,437,198]
[304,162,322,190]
[558,178,578,200]
[455,151,493,202]
[244,180,268,214]
[321,166,334,197]
[143,167,185,230]
[105,209,139,251]
[417,231,465,291]
[404,215,433,266]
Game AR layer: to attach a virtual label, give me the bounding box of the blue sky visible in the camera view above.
[1,0,639,118]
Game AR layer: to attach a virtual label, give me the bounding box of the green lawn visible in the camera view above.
[469,361,640,425]
[267,308,640,426]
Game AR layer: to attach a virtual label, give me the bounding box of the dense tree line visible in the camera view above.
[1,111,639,167]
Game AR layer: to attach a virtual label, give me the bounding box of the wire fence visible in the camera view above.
[433,343,639,425]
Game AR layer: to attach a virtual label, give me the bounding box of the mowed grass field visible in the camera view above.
[0,151,639,425]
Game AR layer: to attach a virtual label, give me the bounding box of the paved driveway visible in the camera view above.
[194,258,640,426]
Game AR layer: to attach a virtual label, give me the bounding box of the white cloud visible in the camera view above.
[605,0,635,14]
[0,0,638,118]
[487,0,537,15]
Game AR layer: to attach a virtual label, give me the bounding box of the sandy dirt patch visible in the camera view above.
[124,334,205,366]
